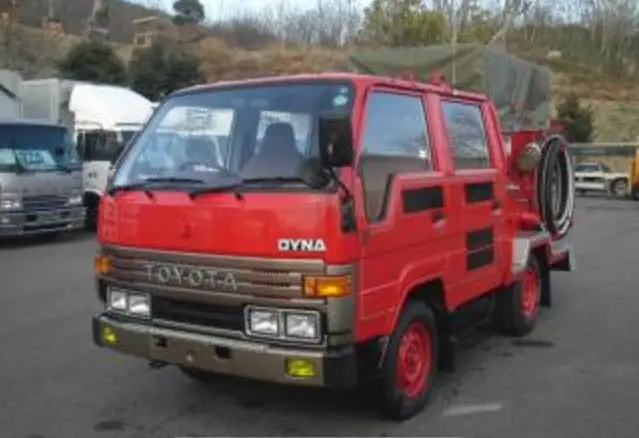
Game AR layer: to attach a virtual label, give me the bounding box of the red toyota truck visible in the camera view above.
[92,52,576,420]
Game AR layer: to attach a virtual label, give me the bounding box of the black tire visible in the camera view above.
[378,300,438,421]
[611,179,629,199]
[85,195,99,231]
[632,187,639,201]
[179,366,217,383]
[494,255,545,337]
[577,189,586,196]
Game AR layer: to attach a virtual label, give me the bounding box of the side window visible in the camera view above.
[362,92,431,162]
[359,91,432,222]
[601,164,611,173]
[442,101,491,170]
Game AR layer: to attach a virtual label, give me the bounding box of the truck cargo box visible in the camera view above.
[0,69,23,119]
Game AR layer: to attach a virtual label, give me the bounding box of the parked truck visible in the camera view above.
[0,71,85,239]
[21,79,154,229]
[91,44,576,420]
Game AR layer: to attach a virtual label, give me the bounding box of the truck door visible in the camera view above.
[355,89,452,337]
[439,99,506,308]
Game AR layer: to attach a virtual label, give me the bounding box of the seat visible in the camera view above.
[242,122,302,177]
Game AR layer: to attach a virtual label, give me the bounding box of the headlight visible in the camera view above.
[285,312,320,340]
[245,306,321,343]
[66,194,83,206]
[106,287,150,318]
[247,309,280,336]
[0,194,22,211]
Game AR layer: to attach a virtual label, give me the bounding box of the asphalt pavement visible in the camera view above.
[1,195,638,438]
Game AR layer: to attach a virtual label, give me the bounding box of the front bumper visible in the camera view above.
[0,207,85,237]
[92,313,358,389]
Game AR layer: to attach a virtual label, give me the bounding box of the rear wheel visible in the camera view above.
[494,255,544,337]
[632,187,639,201]
[611,178,629,199]
[379,301,437,421]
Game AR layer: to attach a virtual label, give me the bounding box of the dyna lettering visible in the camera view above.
[277,238,326,252]
[142,263,239,292]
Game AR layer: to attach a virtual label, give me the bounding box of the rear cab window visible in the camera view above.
[359,90,433,221]
[440,101,492,170]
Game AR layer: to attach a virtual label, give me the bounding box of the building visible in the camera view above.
[0,0,19,25]
[132,16,175,48]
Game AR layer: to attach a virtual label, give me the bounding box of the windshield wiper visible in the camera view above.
[188,180,244,200]
[107,176,206,196]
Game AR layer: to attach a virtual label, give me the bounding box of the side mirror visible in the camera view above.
[318,112,354,168]
[298,158,331,190]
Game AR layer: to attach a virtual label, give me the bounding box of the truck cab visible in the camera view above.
[0,119,85,238]
[92,73,574,420]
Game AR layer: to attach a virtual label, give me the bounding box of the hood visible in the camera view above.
[97,191,356,264]
[0,170,82,196]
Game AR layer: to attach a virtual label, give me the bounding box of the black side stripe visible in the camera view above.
[465,182,493,204]
[466,247,494,270]
[402,186,444,214]
[465,227,493,251]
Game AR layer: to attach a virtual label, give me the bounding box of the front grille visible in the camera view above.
[152,296,244,331]
[23,195,67,211]
[101,245,326,331]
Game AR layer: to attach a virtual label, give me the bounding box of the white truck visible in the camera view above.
[21,79,154,229]
[574,161,629,198]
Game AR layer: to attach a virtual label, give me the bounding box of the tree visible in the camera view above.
[556,93,595,143]
[172,0,205,26]
[128,40,204,101]
[57,39,126,85]
[358,0,447,46]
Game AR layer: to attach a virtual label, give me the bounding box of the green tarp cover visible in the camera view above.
[348,43,551,131]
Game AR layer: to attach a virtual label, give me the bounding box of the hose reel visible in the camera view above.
[535,135,575,240]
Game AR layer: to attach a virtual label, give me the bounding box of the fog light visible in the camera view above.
[285,312,319,340]
[102,326,118,344]
[286,358,316,378]
[247,308,280,336]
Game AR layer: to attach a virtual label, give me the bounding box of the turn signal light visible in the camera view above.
[95,254,112,275]
[303,275,351,297]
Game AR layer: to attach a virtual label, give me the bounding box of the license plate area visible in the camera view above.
[149,335,232,366]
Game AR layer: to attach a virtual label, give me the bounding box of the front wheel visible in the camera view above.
[631,186,639,201]
[379,301,438,421]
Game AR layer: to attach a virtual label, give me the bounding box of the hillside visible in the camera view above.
[3,0,639,142]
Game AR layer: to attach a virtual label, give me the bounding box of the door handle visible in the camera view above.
[431,210,445,222]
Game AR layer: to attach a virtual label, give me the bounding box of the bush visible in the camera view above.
[57,39,126,85]
[128,40,204,101]
[556,93,594,143]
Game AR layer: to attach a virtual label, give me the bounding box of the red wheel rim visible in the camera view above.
[396,321,432,399]
[521,265,540,320]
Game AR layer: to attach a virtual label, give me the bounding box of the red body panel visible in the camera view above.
[98,191,358,263]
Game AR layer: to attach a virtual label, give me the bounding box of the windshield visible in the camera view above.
[575,163,600,172]
[0,124,81,173]
[112,81,354,188]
